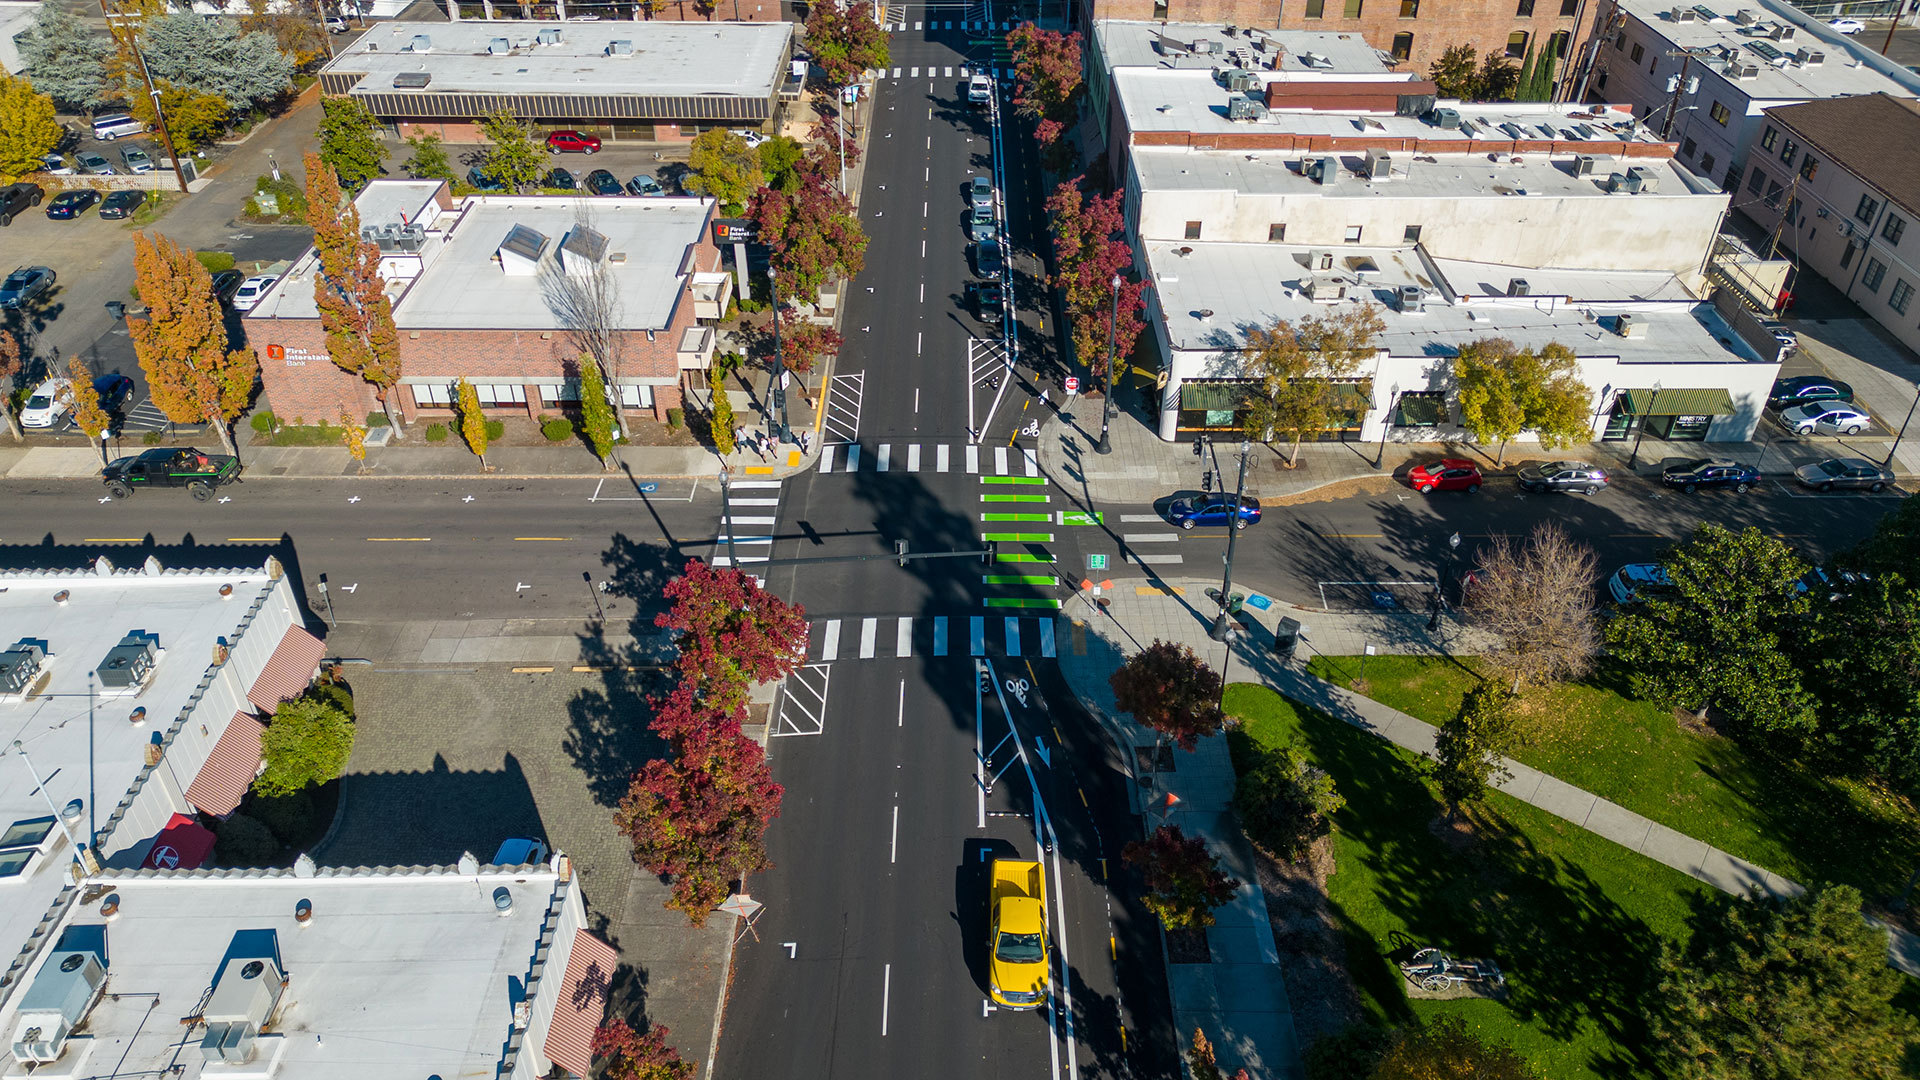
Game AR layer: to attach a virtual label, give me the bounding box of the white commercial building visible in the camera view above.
[1584,0,1919,196]
[0,557,323,1008]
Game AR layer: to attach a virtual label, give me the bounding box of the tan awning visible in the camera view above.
[544,930,618,1077]
[1618,388,1736,416]
[184,712,266,817]
[246,626,326,714]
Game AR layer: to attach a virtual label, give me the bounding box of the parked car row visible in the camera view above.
[17,374,136,430]
[1609,560,1872,606]
[1406,458,1610,496]
[3,180,150,225]
[467,165,670,197]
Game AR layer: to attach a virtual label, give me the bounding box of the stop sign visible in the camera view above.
[1064,377,1080,393]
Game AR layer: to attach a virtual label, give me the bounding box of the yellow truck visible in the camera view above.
[988,858,1050,1010]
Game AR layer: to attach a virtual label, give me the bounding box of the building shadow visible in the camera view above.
[316,752,546,867]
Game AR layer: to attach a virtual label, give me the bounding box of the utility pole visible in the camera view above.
[1207,440,1251,643]
[1096,272,1118,455]
[104,10,191,195]
[1659,50,1696,140]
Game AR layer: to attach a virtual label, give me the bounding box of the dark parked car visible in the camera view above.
[98,189,146,219]
[101,447,241,501]
[92,373,134,414]
[1168,495,1261,530]
[210,269,245,303]
[1516,460,1609,495]
[584,169,622,196]
[542,167,577,191]
[1793,457,1895,492]
[973,239,1004,277]
[1407,458,1483,493]
[967,279,1004,318]
[45,189,99,219]
[545,129,602,154]
[1767,375,1852,410]
[0,266,54,309]
[0,182,44,226]
[1660,458,1759,494]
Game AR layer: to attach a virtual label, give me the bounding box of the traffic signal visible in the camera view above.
[1202,470,1213,492]
[1192,440,1204,457]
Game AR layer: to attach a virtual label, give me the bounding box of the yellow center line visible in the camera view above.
[366,537,432,542]
[514,537,572,541]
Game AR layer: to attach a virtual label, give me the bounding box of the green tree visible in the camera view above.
[1513,44,1537,105]
[1653,884,1918,1080]
[127,81,229,154]
[1369,1016,1543,1080]
[0,330,23,442]
[805,0,889,90]
[1233,743,1344,861]
[1606,524,1814,734]
[1803,573,1920,793]
[477,109,544,193]
[138,12,293,111]
[1453,337,1593,463]
[1109,639,1226,751]
[1477,50,1519,100]
[577,354,618,467]
[254,696,355,797]
[1122,824,1238,931]
[1427,43,1478,98]
[304,151,407,437]
[758,135,805,193]
[0,74,62,181]
[1241,305,1383,466]
[685,128,764,215]
[16,0,112,111]
[455,377,489,469]
[708,364,736,456]
[403,132,457,182]
[1850,494,1920,576]
[1453,338,1526,459]
[61,357,112,466]
[1431,681,1519,818]
[316,96,388,191]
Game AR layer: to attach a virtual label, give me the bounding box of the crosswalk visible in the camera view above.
[818,441,1040,476]
[881,20,1018,32]
[867,64,1012,81]
[713,478,784,572]
[808,615,1057,661]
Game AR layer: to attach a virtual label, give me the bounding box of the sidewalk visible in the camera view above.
[1052,578,1920,1077]
[1036,391,1919,507]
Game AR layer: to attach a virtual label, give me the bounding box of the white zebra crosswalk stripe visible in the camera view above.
[966,445,980,473]
[859,617,878,659]
[820,444,839,472]
[877,444,892,472]
[896,617,912,657]
[1119,514,1163,522]
[1004,617,1020,656]
[726,516,776,526]
[1038,620,1056,657]
[846,443,862,472]
[731,480,783,489]
[911,66,920,76]
[1130,553,1184,565]
[820,619,842,662]
[934,616,949,656]
[802,616,1055,662]
[938,444,951,472]
[907,444,922,472]
[944,65,953,75]
[994,446,1008,474]
[1124,532,1181,543]
[893,67,902,78]
[970,616,985,656]
[1024,448,1039,477]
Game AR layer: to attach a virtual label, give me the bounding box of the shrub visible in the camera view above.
[305,681,354,719]
[1234,743,1344,862]
[194,251,236,274]
[666,408,684,429]
[254,697,355,798]
[1304,1024,1394,1080]
[366,411,389,427]
[142,431,163,445]
[484,418,506,441]
[250,412,279,433]
[250,789,315,845]
[541,416,574,442]
[214,814,278,865]
[424,422,448,442]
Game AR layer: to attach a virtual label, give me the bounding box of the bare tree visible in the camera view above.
[1463,522,1601,693]
[539,205,627,459]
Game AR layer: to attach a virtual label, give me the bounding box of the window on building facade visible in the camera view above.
[1400,0,1417,16]
[1863,257,1887,293]
[1841,242,1857,269]
[414,383,456,406]
[1185,220,1202,240]
[1516,0,1534,15]
[1344,225,1364,242]
[1857,193,1880,224]
[1596,70,1609,91]
[1883,213,1906,246]
[1700,152,1715,175]
[474,383,527,405]
[1765,180,1784,208]
[1403,224,1423,242]
[1549,30,1570,55]
[1786,196,1800,221]
[1799,156,1818,180]
[1560,0,1577,14]
[1615,30,1626,48]
[1507,31,1529,56]
[1760,125,1777,151]
[1779,137,1797,165]
[1746,166,1767,194]
[1154,0,1167,14]
[1268,223,1287,242]
[1344,0,1363,17]
[1681,137,1697,158]
[1892,279,1915,315]
[1393,391,1448,426]
[1392,32,1413,58]
[1709,100,1730,125]
[1629,42,1644,62]
[1305,0,1325,16]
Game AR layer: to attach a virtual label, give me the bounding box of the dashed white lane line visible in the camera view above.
[859,617,879,659]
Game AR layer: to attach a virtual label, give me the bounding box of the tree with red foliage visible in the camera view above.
[805,0,889,90]
[654,559,809,713]
[1108,639,1227,751]
[747,163,867,305]
[1122,824,1238,931]
[808,112,862,177]
[775,306,843,376]
[1008,23,1084,167]
[615,688,783,923]
[593,1020,694,1080]
[1044,179,1146,382]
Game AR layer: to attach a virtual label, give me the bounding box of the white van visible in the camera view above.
[92,114,146,141]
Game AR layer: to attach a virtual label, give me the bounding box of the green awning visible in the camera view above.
[1618,388,1736,416]
[1324,383,1371,408]
[1395,394,1448,426]
[1180,383,1252,410]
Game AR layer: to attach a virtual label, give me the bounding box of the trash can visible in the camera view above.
[1273,617,1302,659]
[105,300,126,320]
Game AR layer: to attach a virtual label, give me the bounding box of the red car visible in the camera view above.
[545,130,601,154]
[1408,458,1483,494]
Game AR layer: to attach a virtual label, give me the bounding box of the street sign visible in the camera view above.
[1064,376,1080,394]
[1086,553,1107,571]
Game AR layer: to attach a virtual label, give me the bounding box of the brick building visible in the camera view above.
[243,179,732,429]
[1080,0,1601,85]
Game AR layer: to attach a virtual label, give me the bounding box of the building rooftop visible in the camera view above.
[348,179,443,233]
[1144,240,1760,364]
[1767,92,1920,218]
[1614,0,1920,101]
[0,2,40,77]
[0,563,278,988]
[1093,21,1403,78]
[322,19,793,99]
[1131,145,1719,199]
[0,866,593,1080]
[249,190,714,331]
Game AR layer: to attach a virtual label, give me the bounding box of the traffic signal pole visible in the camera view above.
[1207,441,1251,643]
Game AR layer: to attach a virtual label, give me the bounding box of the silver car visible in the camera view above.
[1794,457,1895,492]
[119,146,155,173]
[1781,402,1872,436]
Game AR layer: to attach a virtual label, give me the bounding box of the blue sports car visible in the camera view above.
[1168,495,1261,530]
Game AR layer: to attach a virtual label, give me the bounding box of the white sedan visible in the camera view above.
[230,274,279,312]
[19,377,72,428]
[1828,17,1865,33]
[1782,401,1872,436]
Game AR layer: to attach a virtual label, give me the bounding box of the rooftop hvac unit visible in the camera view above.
[1306,156,1341,184]
[395,224,425,252]
[0,642,45,694]
[1769,23,1795,40]
[1193,39,1218,54]
[1574,154,1601,176]
[1615,313,1649,338]
[1227,96,1266,120]
[1394,284,1428,312]
[1364,149,1393,179]
[1671,6,1696,20]
[1732,8,1757,24]
[536,26,561,44]
[358,224,384,245]
[607,39,633,55]
[1223,68,1259,91]
[1605,171,1631,192]
[488,37,511,54]
[1795,47,1824,65]
[11,945,108,1065]
[1507,277,1531,297]
[1309,249,1335,271]
[1301,276,1347,304]
[393,71,431,88]
[408,33,432,51]
[96,632,157,689]
[1430,107,1462,129]
[1299,50,1331,68]
[1626,165,1660,193]
[1498,121,1527,140]
[199,953,287,1066]
[1726,61,1760,78]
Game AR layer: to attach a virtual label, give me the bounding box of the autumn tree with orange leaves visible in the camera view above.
[63,357,113,465]
[0,330,22,443]
[303,151,405,436]
[129,232,257,456]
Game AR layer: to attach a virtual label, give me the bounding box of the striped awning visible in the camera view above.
[246,626,326,714]
[184,712,267,816]
[1617,388,1736,416]
[544,930,619,1077]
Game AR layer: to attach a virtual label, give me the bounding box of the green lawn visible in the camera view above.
[1226,683,1709,1080]
[1303,655,1920,899]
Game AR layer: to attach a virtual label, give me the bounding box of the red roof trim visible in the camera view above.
[544,930,618,1077]
[246,625,326,714]
[184,712,267,817]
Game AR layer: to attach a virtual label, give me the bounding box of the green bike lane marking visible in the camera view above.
[994,552,1056,563]
[982,512,1052,522]
[1056,511,1103,525]
[983,575,1059,586]
[982,493,1049,503]
[981,476,1047,486]
[983,597,1063,609]
[980,532,1055,543]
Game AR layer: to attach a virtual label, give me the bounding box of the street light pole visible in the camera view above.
[1374,388,1400,470]
[1886,382,1920,470]
[1207,441,1252,643]
[768,276,789,445]
[1097,272,1119,455]
[1428,531,1461,631]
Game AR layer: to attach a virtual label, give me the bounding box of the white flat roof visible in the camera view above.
[0,869,563,1080]
[1094,21,1399,75]
[1615,0,1920,101]
[1146,240,1760,364]
[350,179,442,233]
[0,565,276,981]
[1132,146,1718,199]
[1115,67,1670,140]
[326,19,792,98]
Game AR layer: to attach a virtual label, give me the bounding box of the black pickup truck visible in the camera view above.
[102,448,242,501]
